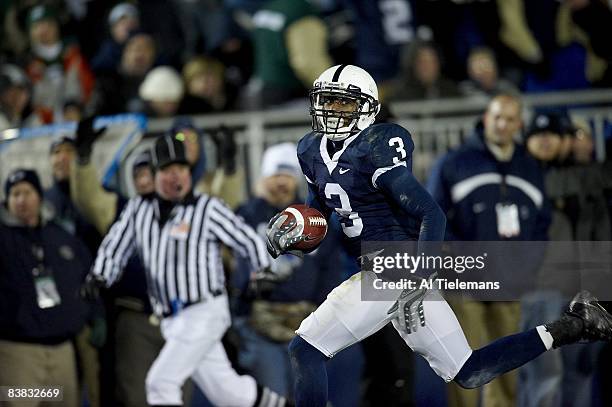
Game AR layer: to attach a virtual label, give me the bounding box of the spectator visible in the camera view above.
[555,113,576,165]
[527,113,609,241]
[44,133,104,405]
[138,66,184,117]
[521,112,609,407]
[459,47,519,99]
[388,41,460,101]
[131,151,155,195]
[1,2,29,58]
[172,0,234,59]
[232,142,362,405]
[520,0,600,91]
[46,134,102,253]
[0,63,40,130]
[181,56,231,113]
[521,112,569,407]
[339,0,426,92]
[168,117,245,209]
[90,2,140,74]
[572,118,594,165]
[0,168,91,407]
[136,0,185,68]
[23,5,95,124]
[244,0,332,108]
[90,31,157,115]
[62,99,84,122]
[565,0,612,86]
[428,94,550,407]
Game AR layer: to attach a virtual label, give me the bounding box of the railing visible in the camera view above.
[147,88,612,182]
[1,88,610,188]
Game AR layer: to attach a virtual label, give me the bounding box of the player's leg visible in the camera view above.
[455,291,612,388]
[289,271,397,407]
[396,289,612,389]
[391,288,473,382]
[145,297,231,406]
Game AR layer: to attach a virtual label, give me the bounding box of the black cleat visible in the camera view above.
[567,291,612,343]
[545,291,612,348]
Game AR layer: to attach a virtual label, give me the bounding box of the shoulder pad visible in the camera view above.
[297,131,321,156]
[297,131,321,182]
[359,123,415,169]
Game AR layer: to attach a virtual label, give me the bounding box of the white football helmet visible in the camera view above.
[310,64,380,141]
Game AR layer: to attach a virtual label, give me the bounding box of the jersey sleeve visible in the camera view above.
[297,133,317,185]
[358,123,415,188]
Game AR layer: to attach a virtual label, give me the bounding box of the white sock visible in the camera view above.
[536,325,554,350]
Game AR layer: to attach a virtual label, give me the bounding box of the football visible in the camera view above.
[282,204,328,252]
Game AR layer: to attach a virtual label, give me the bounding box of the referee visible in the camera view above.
[91,132,288,407]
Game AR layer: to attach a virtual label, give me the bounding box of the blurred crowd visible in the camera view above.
[1,1,612,407]
[2,0,612,130]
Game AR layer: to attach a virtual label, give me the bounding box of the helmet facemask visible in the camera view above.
[310,83,379,141]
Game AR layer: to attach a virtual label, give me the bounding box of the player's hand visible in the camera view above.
[265,212,306,258]
[80,274,106,301]
[74,116,106,162]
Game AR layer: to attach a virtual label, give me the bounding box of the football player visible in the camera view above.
[266,64,612,407]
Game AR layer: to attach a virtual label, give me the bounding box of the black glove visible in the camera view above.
[80,274,106,301]
[74,116,106,163]
[211,125,237,174]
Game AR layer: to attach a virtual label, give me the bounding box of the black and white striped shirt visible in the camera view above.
[93,193,270,316]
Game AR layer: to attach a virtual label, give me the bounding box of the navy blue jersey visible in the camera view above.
[298,123,421,257]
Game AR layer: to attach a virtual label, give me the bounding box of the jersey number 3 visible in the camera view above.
[325,183,363,238]
[389,137,407,164]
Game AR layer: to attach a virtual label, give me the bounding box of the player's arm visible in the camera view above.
[368,124,446,242]
[266,141,326,258]
[377,168,446,242]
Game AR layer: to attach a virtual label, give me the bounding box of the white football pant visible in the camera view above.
[296,271,473,381]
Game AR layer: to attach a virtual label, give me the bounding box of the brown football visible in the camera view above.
[281,204,328,252]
